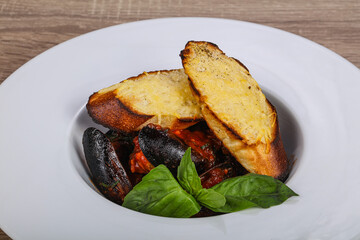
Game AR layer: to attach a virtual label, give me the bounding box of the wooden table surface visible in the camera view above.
[0,0,359,239]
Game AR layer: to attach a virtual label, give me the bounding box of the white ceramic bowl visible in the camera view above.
[0,18,359,240]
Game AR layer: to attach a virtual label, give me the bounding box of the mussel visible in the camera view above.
[137,124,216,175]
[83,127,133,204]
[82,123,247,215]
[200,161,246,188]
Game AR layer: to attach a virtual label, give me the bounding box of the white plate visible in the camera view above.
[0,18,360,240]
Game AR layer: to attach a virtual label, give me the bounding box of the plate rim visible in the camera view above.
[1,17,360,240]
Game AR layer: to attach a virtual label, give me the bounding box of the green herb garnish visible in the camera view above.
[177,148,226,209]
[122,148,298,217]
[122,164,200,218]
[200,143,209,150]
[99,180,120,189]
[209,173,298,212]
[99,182,109,188]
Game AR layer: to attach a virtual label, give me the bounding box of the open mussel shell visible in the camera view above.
[199,161,241,188]
[138,125,209,174]
[83,127,133,204]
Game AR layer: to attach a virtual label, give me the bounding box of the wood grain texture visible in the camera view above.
[0,0,359,239]
[0,0,359,84]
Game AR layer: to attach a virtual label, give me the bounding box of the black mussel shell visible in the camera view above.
[138,125,209,174]
[83,127,133,204]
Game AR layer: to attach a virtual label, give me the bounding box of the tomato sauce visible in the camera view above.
[171,129,217,163]
[129,136,154,174]
[201,168,229,188]
[129,124,224,182]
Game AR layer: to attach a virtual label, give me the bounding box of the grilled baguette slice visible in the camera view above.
[87,69,202,133]
[202,106,288,180]
[181,41,289,180]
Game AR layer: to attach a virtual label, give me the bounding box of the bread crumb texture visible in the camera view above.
[100,69,202,119]
[182,41,276,145]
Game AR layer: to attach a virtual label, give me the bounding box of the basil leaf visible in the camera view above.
[123,165,201,218]
[210,173,298,213]
[195,188,226,209]
[177,148,226,209]
[177,148,203,195]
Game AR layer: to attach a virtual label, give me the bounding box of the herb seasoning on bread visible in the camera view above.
[87,69,203,133]
[83,41,296,218]
[181,41,289,180]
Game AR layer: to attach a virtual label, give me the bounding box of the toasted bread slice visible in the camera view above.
[181,41,289,179]
[202,106,288,180]
[87,69,202,133]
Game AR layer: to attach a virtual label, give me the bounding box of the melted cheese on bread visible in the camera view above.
[181,41,276,145]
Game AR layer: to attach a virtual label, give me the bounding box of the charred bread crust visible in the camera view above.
[181,41,289,179]
[202,106,289,180]
[181,41,250,73]
[87,69,203,133]
[180,41,220,64]
[191,87,277,143]
[232,57,249,73]
[181,41,272,145]
[87,91,152,133]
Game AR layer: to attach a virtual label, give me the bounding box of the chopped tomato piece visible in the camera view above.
[129,137,154,174]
